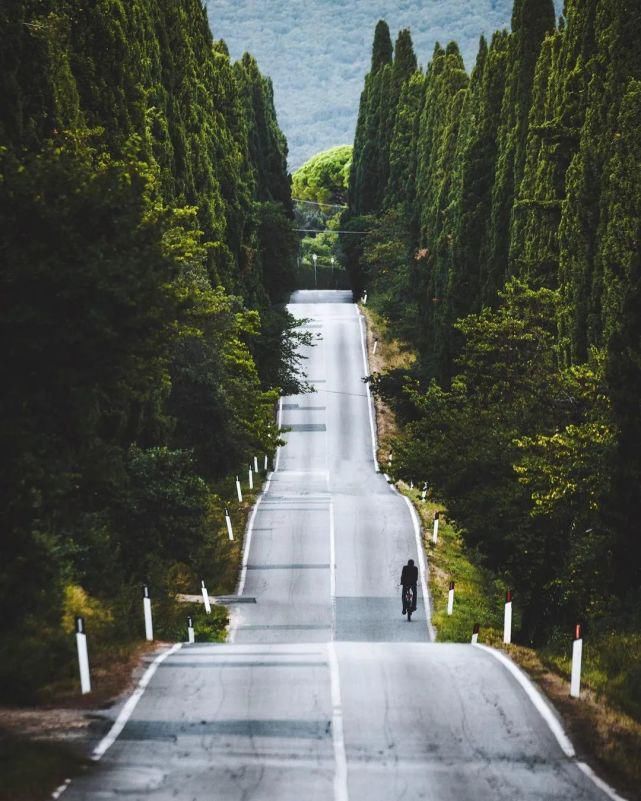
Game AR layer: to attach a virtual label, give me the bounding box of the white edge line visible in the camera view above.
[356,308,380,472]
[274,395,284,471]
[238,394,283,597]
[231,395,283,639]
[474,645,628,801]
[236,469,274,598]
[475,643,575,756]
[329,499,336,635]
[400,495,435,641]
[328,641,349,801]
[51,778,71,799]
[91,642,182,761]
[576,761,629,801]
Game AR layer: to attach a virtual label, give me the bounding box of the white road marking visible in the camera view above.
[51,778,71,799]
[236,470,275,601]
[475,644,629,800]
[328,641,350,801]
[356,309,379,471]
[92,643,183,761]
[402,495,435,640]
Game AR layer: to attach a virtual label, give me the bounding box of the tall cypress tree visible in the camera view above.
[454,31,510,326]
[509,30,564,288]
[559,0,641,362]
[445,38,488,345]
[349,21,392,213]
[392,28,418,84]
[385,70,425,215]
[483,0,555,303]
[600,79,641,596]
[414,42,469,380]
[376,29,418,203]
[371,18,393,71]
[511,0,600,297]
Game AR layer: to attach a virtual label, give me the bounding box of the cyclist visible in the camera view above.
[400,558,418,615]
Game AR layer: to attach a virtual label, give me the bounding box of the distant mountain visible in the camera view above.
[206,0,561,169]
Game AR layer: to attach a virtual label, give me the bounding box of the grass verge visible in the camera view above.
[360,305,414,466]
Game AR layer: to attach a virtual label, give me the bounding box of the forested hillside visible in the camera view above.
[207,0,560,168]
[0,0,300,699]
[344,0,641,651]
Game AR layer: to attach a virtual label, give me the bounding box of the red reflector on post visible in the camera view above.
[506,589,512,603]
[575,623,582,640]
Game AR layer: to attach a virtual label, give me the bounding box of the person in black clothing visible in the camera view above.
[400,559,418,614]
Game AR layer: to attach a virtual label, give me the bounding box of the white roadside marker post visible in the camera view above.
[447,581,455,616]
[143,584,153,641]
[471,622,480,644]
[201,580,212,614]
[570,623,583,698]
[248,465,254,490]
[432,511,440,544]
[421,482,428,502]
[264,454,268,472]
[503,590,513,644]
[373,337,378,354]
[187,616,195,644]
[363,291,368,305]
[75,616,91,695]
[410,479,414,489]
[236,476,243,502]
[253,456,258,473]
[225,507,234,541]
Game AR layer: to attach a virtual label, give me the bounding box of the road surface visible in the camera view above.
[64,291,615,800]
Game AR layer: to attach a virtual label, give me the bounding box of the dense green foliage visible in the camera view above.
[349,1,641,643]
[291,145,352,207]
[0,0,301,700]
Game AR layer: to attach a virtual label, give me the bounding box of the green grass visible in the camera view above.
[154,599,228,643]
[0,735,85,801]
[542,631,641,721]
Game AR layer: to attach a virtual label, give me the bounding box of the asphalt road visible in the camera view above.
[64,291,615,800]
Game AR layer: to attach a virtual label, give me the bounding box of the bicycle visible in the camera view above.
[404,586,415,622]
